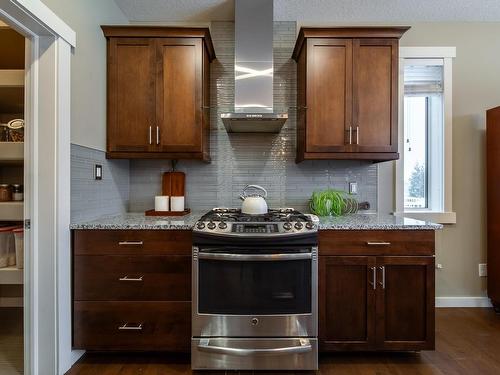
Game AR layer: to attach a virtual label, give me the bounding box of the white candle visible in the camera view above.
[170,196,185,212]
[155,196,169,212]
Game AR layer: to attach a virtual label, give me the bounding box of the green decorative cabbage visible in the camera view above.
[309,189,359,217]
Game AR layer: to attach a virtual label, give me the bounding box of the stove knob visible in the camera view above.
[283,222,292,231]
[305,222,316,230]
[207,221,217,230]
[218,222,227,229]
[294,222,303,230]
[196,222,206,230]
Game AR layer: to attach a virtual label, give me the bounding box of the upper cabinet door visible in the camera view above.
[108,38,155,152]
[306,39,352,153]
[156,38,203,153]
[352,39,398,153]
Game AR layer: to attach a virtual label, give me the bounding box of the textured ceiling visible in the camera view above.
[113,0,500,22]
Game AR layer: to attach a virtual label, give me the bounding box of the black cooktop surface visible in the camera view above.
[199,208,312,223]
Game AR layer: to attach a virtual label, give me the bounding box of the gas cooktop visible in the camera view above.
[194,208,319,236]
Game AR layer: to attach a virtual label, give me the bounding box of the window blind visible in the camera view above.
[404,64,443,95]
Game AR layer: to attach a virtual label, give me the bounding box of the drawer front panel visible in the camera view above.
[73,301,191,351]
[73,230,192,255]
[74,255,191,301]
[319,230,435,256]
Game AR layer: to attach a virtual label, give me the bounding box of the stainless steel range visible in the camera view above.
[191,208,319,371]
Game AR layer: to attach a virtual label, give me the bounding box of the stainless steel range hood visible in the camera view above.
[221,0,288,133]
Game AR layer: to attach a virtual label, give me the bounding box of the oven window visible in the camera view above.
[198,259,311,315]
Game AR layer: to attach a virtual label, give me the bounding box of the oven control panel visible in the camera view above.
[232,224,279,234]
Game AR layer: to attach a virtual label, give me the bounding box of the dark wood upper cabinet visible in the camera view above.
[293,27,409,162]
[107,38,156,153]
[102,27,215,160]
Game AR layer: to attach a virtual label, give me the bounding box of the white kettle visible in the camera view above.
[240,185,268,215]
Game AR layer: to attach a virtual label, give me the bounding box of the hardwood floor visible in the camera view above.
[66,308,500,375]
[0,307,24,375]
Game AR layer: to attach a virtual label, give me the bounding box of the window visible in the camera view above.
[403,61,444,211]
[397,48,456,224]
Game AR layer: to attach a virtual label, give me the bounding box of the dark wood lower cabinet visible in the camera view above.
[73,301,190,351]
[319,255,435,352]
[319,256,376,351]
[376,256,435,350]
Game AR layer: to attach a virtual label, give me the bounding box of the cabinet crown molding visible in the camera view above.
[292,26,410,60]
[101,25,216,62]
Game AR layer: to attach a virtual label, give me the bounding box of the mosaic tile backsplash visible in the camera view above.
[128,21,378,213]
[71,144,130,222]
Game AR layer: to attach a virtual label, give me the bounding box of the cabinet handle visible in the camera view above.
[149,126,152,145]
[118,241,144,246]
[119,276,144,282]
[356,126,359,145]
[349,126,353,144]
[156,126,160,145]
[201,106,210,109]
[378,266,386,289]
[366,241,391,246]
[368,266,376,290]
[118,323,143,331]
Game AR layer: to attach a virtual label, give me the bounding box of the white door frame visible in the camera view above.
[0,1,78,374]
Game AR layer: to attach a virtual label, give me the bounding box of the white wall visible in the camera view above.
[379,22,500,298]
[41,0,129,151]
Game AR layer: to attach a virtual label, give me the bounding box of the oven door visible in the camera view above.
[192,246,317,337]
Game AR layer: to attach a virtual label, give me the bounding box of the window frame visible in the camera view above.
[396,47,456,224]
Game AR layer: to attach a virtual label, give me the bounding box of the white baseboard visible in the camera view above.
[436,297,493,308]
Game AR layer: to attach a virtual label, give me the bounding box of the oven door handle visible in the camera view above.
[197,338,312,356]
[197,252,312,261]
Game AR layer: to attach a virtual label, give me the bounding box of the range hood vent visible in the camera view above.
[221,0,287,133]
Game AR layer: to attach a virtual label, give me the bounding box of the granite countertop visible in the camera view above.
[70,212,442,231]
[316,213,442,230]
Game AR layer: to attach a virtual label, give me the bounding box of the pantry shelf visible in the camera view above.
[0,142,23,163]
[0,266,23,284]
[0,201,23,221]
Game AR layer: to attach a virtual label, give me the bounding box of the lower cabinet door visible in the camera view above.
[376,256,435,350]
[73,301,191,351]
[319,256,376,351]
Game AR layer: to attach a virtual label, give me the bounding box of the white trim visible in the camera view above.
[0,2,77,374]
[396,47,456,224]
[394,211,457,224]
[400,47,456,59]
[436,297,493,308]
[5,0,76,47]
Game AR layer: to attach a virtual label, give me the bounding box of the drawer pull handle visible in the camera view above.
[118,323,143,331]
[118,241,144,246]
[119,276,144,282]
[366,241,391,246]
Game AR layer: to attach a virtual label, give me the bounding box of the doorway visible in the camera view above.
[0,1,76,373]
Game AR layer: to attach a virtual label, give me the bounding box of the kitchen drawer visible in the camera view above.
[73,230,192,255]
[74,255,191,301]
[318,230,435,256]
[73,301,191,351]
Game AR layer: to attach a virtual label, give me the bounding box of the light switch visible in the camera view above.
[95,164,102,180]
[349,182,358,195]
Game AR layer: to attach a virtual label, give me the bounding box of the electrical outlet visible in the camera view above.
[479,263,487,277]
[436,263,443,270]
[94,164,102,180]
[349,182,358,195]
